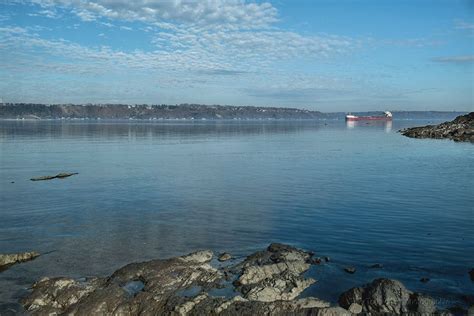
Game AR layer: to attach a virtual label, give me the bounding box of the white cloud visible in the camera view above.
[3,1,456,108]
[0,24,364,105]
[150,25,355,70]
[100,21,114,28]
[454,20,474,37]
[0,13,11,22]
[30,0,278,28]
[455,20,474,32]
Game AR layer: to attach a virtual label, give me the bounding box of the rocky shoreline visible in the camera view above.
[400,112,474,142]
[18,244,473,315]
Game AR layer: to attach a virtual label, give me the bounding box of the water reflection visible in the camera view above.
[346,120,392,132]
[0,120,324,140]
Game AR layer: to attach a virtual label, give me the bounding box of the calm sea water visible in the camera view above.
[0,119,473,312]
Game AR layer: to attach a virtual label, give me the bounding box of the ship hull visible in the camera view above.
[345,116,392,121]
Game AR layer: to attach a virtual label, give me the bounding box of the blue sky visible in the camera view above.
[0,0,472,111]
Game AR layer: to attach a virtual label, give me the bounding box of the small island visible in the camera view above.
[400,112,473,142]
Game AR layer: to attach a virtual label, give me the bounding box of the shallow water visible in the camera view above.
[0,119,473,312]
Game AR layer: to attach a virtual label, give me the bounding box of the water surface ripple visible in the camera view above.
[0,120,473,311]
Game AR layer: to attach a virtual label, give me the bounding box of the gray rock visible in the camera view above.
[233,243,316,302]
[218,253,232,262]
[348,303,362,314]
[23,251,222,315]
[238,261,310,285]
[230,243,312,271]
[338,287,363,309]
[0,251,40,270]
[338,278,437,315]
[362,279,411,313]
[242,273,315,302]
[179,250,213,263]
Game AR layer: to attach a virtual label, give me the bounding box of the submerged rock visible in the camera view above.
[420,277,430,283]
[0,251,40,271]
[344,267,356,274]
[30,172,78,181]
[369,263,383,269]
[218,253,232,262]
[309,257,322,264]
[470,268,474,282]
[400,112,474,142]
[338,278,437,315]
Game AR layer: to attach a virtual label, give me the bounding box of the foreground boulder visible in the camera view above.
[400,112,474,142]
[338,278,436,314]
[0,251,39,271]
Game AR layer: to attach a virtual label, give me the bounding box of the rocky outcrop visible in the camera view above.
[30,172,78,181]
[338,278,436,315]
[230,243,316,302]
[0,251,39,271]
[22,244,444,315]
[400,112,474,142]
[22,244,347,315]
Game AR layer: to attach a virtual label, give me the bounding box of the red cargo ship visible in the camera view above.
[345,111,392,121]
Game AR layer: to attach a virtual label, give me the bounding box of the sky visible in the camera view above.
[0,0,473,111]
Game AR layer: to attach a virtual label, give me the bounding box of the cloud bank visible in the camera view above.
[0,0,472,110]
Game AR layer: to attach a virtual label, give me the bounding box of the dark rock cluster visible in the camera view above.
[338,278,436,315]
[19,243,469,315]
[400,112,474,142]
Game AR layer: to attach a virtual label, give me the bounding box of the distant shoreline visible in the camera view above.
[0,103,466,121]
[0,117,462,122]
